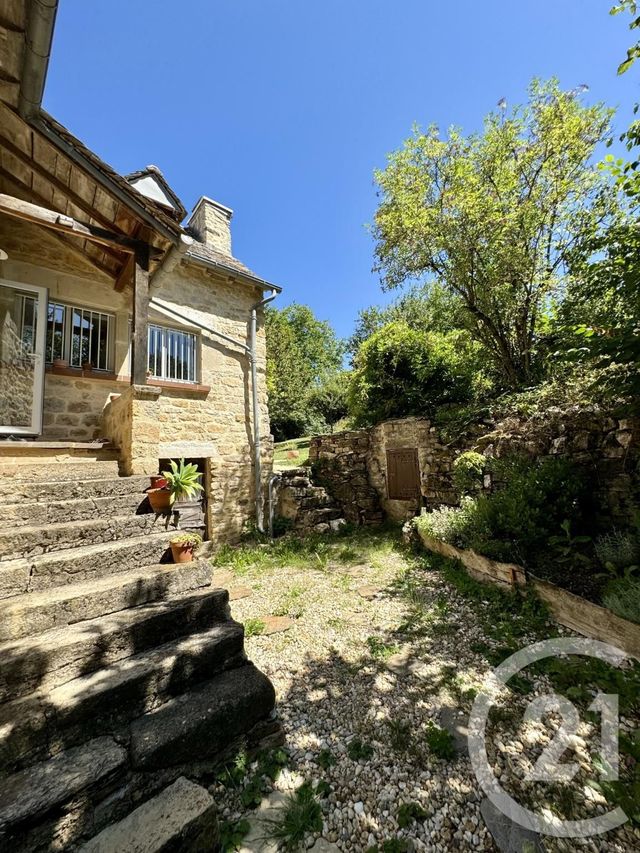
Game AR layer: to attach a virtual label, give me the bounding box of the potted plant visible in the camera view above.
[149,474,168,489]
[52,357,68,369]
[82,360,93,372]
[163,458,204,507]
[170,532,202,563]
[147,484,171,513]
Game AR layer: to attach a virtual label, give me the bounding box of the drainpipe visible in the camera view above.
[250,290,277,532]
[18,0,59,119]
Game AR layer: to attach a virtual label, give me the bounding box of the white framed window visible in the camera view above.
[46,302,115,372]
[148,323,197,383]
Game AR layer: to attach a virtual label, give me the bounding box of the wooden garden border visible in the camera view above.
[415,527,640,660]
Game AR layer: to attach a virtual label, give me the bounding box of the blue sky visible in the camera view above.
[45,1,637,340]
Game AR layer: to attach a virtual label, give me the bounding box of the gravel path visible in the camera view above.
[210,530,639,853]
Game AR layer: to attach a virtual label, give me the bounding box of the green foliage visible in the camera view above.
[386,719,412,754]
[169,532,202,548]
[306,372,351,433]
[452,451,487,495]
[611,1,640,74]
[373,79,616,388]
[366,636,400,660]
[367,841,409,853]
[347,738,374,761]
[317,748,336,770]
[162,458,204,505]
[397,801,428,828]
[347,282,469,360]
[602,576,640,623]
[265,304,344,440]
[264,782,323,850]
[220,818,251,851]
[244,618,266,637]
[418,456,589,569]
[349,321,482,426]
[424,722,456,760]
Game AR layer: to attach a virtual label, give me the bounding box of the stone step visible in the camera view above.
[79,777,219,853]
[0,459,120,485]
[0,560,212,642]
[0,531,176,599]
[0,587,230,704]
[0,622,245,772]
[305,507,343,524]
[4,492,149,528]
[130,663,275,771]
[0,513,175,562]
[0,736,127,852]
[2,474,150,503]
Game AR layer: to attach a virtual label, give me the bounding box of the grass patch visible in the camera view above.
[212,525,403,578]
[244,618,266,638]
[386,719,412,754]
[366,636,400,661]
[367,840,409,853]
[397,801,428,828]
[347,738,374,761]
[424,722,456,760]
[274,436,311,470]
[317,748,336,770]
[264,782,322,850]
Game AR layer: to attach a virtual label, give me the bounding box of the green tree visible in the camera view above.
[306,372,351,432]
[265,304,344,441]
[349,321,482,426]
[373,79,616,388]
[347,282,467,360]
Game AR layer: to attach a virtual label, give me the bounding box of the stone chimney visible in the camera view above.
[187,196,233,256]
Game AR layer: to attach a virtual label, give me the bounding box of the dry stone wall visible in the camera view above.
[308,411,640,530]
[276,467,346,532]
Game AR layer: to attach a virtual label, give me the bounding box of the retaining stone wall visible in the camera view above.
[309,411,640,530]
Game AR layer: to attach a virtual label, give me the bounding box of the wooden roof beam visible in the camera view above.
[0,192,157,255]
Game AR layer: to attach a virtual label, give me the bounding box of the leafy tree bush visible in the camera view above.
[373,79,616,388]
[306,372,350,432]
[265,304,344,440]
[349,321,485,426]
[452,451,488,495]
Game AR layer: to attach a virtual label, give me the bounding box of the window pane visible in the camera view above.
[148,324,196,382]
[46,303,65,363]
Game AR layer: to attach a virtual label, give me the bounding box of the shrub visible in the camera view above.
[418,456,589,566]
[452,451,487,495]
[349,322,481,426]
[424,722,456,760]
[603,577,640,624]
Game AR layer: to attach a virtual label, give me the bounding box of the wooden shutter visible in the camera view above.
[386,448,420,500]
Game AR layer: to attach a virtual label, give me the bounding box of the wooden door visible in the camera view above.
[386,448,420,500]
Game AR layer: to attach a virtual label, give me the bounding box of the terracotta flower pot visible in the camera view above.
[170,542,195,563]
[147,487,171,513]
[52,358,68,369]
[149,475,168,490]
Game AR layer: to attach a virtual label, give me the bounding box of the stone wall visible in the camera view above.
[309,411,640,530]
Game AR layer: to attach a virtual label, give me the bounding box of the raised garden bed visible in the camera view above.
[414,525,640,660]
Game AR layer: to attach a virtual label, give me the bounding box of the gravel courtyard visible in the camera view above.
[210,528,639,853]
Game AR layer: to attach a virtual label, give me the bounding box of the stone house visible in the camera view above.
[0,8,280,542]
[0,4,281,849]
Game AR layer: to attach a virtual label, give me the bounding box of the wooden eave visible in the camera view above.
[0,100,182,287]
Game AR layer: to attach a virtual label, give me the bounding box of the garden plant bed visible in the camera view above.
[209,528,639,852]
[414,526,640,661]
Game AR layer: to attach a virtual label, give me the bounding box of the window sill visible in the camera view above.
[147,378,211,395]
[46,365,118,381]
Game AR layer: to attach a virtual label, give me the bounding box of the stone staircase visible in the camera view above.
[0,447,278,852]
[276,467,346,533]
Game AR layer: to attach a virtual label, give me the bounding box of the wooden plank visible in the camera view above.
[531,577,640,660]
[114,252,134,292]
[0,192,141,253]
[132,244,150,385]
[6,134,129,234]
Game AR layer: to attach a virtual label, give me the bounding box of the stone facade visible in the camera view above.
[2,210,274,546]
[309,411,640,530]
